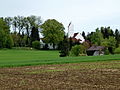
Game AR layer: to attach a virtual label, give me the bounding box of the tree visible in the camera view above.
[5,15,42,47]
[82,41,91,49]
[70,45,86,56]
[59,36,70,57]
[115,29,120,47]
[23,17,30,46]
[82,31,86,40]
[32,41,41,50]
[0,18,13,48]
[114,46,120,54]
[101,38,109,47]
[30,26,40,46]
[16,16,24,34]
[101,36,116,54]
[107,36,116,54]
[27,15,42,28]
[41,19,65,49]
[87,28,103,45]
[12,16,17,32]
[26,15,42,46]
[4,17,12,27]
[101,27,114,39]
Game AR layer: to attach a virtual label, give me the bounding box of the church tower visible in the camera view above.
[68,22,85,43]
[68,22,74,38]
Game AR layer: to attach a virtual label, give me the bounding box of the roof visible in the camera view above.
[69,33,85,43]
[73,33,78,38]
[70,37,82,42]
[87,45,105,51]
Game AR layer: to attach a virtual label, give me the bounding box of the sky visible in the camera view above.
[1,0,120,33]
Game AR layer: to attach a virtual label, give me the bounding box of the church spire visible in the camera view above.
[68,22,74,38]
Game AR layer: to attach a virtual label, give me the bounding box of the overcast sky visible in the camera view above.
[1,0,120,33]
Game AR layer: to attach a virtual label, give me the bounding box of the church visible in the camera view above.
[68,22,85,43]
[40,22,85,49]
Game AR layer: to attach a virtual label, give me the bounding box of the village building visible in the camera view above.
[68,22,85,43]
[87,45,105,56]
[40,22,85,49]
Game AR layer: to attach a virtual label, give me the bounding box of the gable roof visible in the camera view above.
[73,33,79,38]
[70,37,82,42]
[70,33,82,42]
[87,45,105,51]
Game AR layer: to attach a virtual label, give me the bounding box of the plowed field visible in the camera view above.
[0,61,120,90]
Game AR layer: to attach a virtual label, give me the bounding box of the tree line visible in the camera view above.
[85,27,120,54]
[0,16,65,49]
[0,15,120,55]
[0,15,42,48]
[60,27,120,56]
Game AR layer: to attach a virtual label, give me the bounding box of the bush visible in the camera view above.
[114,47,120,54]
[104,48,110,55]
[59,36,70,57]
[70,45,86,56]
[32,41,41,50]
[0,30,13,49]
[5,35,14,49]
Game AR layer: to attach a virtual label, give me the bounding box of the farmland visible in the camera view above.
[0,49,120,67]
[0,50,120,89]
[0,61,120,89]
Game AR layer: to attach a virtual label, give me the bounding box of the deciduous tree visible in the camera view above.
[41,19,65,49]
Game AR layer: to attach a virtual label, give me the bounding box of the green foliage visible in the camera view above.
[86,27,117,54]
[41,19,65,49]
[70,45,86,56]
[80,45,86,54]
[104,48,110,55]
[101,27,114,39]
[114,47,120,54]
[0,18,13,48]
[5,35,13,48]
[59,36,70,57]
[101,39,109,47]
[115,29,120,47]
[32,41,41,50]
[82,41,91,49]
[11,32,20,47]
[0,18,9,33]
[101,36,116,54]
[70,45,81,56]
[108,36,116,49]
[30,26,40,46]
[87,28,103,45]
[3,16,42,47]
[101,37,116,48]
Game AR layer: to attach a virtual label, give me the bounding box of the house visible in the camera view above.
[87,45,105,56]
[39,33,58,49]
[40,38,58,49]
[68,22,85,43]
[69,32,85,44]
[40,22,85,49]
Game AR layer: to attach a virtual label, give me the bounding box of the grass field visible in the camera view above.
[0,49,120,67]
[1,49,120,89]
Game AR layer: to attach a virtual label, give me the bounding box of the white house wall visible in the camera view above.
[75,33,85,43]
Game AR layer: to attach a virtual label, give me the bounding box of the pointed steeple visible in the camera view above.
[68,22,74,38]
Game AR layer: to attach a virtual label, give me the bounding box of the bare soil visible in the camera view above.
[0,61,120,90]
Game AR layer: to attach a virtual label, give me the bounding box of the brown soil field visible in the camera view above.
[0,61,120,90]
